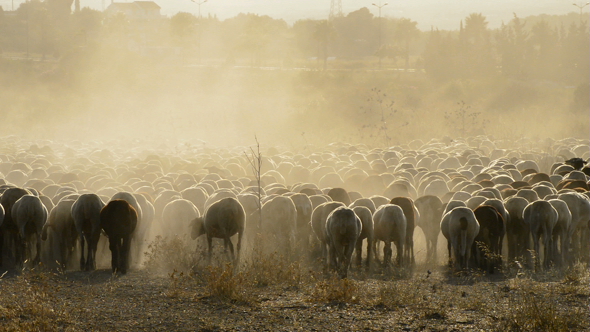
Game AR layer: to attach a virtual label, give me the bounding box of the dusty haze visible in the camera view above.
[0,3,588,148]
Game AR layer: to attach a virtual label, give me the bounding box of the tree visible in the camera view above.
[560,22,590,84]
[395,18,419,70]
[70,7,103,47]
[423,29,460,81]
[313,20,336,70]
[16,0,57,57]
[496,14,529,79]
[292,19,318,58]
[464,13,488,45]
[528,19,559,80]
[170,12,197,47]
[221,13,287,66]
[332,7,374,58]
[460,13,495,78]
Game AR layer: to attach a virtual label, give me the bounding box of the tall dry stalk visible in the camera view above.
[245,136,263,230]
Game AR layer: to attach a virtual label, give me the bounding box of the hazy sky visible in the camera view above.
[0,0,579,30]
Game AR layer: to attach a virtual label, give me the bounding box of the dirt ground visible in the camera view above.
[1,260,588,332]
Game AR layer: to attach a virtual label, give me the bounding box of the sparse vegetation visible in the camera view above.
[0,225,588,331]
[310,275,360,304]
[0,269,76,331]
[143,235,200,274]
[205,263,251,303]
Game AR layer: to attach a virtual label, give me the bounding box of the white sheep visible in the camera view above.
[325,206,362,278]
[523,200,558,270]
[441,207,479,270]
[373,204,406,267]
[191,197,245,262]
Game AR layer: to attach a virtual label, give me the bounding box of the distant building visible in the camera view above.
[106,1,162,20]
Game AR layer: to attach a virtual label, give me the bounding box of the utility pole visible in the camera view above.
[191,0,208,64]
[329,0,342,20]
[573,2,590,24]
[26,0,29,59]
[372,2,388,69]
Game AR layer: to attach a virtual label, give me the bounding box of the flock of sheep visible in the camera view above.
[0,135,589,279]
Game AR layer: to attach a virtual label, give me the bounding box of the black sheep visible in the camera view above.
[100,200,138,274]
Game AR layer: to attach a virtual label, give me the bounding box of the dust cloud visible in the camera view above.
[0,4,588,148]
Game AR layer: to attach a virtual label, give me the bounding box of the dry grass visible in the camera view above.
[1,237,587,331]
[0,268,78,332]
[142,235,200,274]
[490,275,587,332]
[205,264,252,303]
[309,275,360,304]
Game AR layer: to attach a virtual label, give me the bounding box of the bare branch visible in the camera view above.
[244,135,263,230]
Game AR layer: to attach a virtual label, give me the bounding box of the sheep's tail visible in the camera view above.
[459,217,468,231]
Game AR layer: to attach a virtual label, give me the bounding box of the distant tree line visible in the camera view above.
[0,3,588,84]
[425,13,589,85]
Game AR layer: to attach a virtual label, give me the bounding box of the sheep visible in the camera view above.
[389,197,417,265]
[349,197,376,214]
[153,190,182,220]
[351,205,373,270]
[523,200,558,270]
[309,194,331,209]
[326,187,351,205]
[71,194,106,271]
[423,179,449,198]
[0,187,31,267]
[441,207,479,270]
[11,194,48,267]
[260,195,298,255]
[325,207,362,278]
[564,158,588,170]
[516,189,539,202]
[111,191,143,222]
[0,204,4,230]
[100,199,138,274]
[472,205,505,273]
[373,204,406,267]
[160,198,200,241]
[190,197,245,262]
[181,187,209,216]
[414,195,444,263]
[289,193,313,248]
[311,201,345,263]
[533,184,556,200]
[204,190,237,211]
[504,196,530,262]
[547,199,572,267]
[482,199,510,227]
[41,198,77,270]
[111,192,145,264]
[557,192,590,264]
[444,200,466,214]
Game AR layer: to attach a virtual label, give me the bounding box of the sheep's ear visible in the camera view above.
[190,217,204,240]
